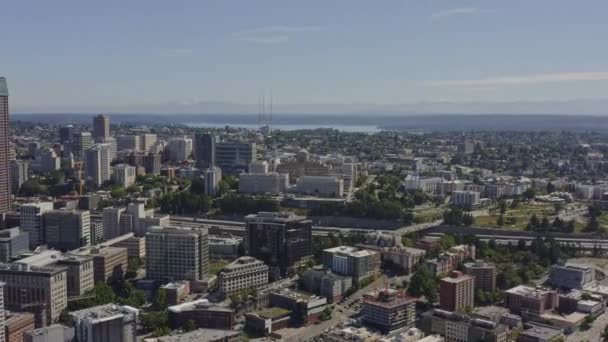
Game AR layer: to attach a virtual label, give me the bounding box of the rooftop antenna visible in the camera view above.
[269,91,273,126]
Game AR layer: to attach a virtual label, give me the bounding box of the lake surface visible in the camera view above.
[184,122,380,132]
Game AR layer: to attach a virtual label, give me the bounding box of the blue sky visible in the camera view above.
[2,0,608,113]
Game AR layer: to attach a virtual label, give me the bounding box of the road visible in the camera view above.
[275,275,388,341]
[566,310,608,341]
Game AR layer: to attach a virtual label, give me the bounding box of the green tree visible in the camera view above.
[319,306,332,321]
[93,282,116,304]
[183,319,197,332]
[155,288,167,307]
[142,311,169,333]
[110,186,127,199]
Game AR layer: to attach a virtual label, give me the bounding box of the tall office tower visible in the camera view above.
[204,166,222,196]
[0,78,11,214]
[139,134,157,153]
[245,212,312,277]
[10,160,28,191]
[167,137,193,162]
[215,142,256,173]
[439,271,475,312]
[44,209,91,251]
[100,136,117,161]
[58,125,74,145]
[73,131,93,161]
[102,207,125,240]
[20,202,54,248]
[146,226,209,283]
[194,133,216,169]
[117,135,140,151]
[112,164,136,187]
[0,282,5,342]
[85,143,111,186]
[37,148,61,173]
[92,114,110,141]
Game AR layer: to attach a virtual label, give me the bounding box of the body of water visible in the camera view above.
[184,122,380,132]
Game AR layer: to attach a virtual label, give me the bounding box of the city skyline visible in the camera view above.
[2,1,608,114]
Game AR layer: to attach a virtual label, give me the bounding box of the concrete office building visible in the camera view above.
[301,269,353,303]
[72,132,92,162]
[276,160,330,184]
[146,226,209,283]
[439,271,475,312]
[269,289,328,325]
[361,289,416,334]
[194,133,216,169]
[215,142,256,173]
[92,115,110,141]
[248,160,268,174]
[0,263,67,326]
[71,304,138,342]
[20,202,53,248]
[548,265,595,290]
[72,246,129,284]
[505,285,559,321]
[209,235,241,260]
[204,166,222,196]
[139,134,157,153]
[167,137,193,162]
[59,125,74,146]
[464,260,497,292]
[112,164,136,188]
[238,172,289,195]
[10,160,28,191]
[116,135,140,152]
[156,329,241,342]
[56,256,94,297]
[420,309,508,342]
[218,256,269,298]
[99,136,117,162]
[403,175,443,194]
[5,312,35,342]
[0,228,28,263]
[85,143,111,187]
[0,78,10,215]
[245,212,312,277]
[126,152,161,175]
[451,190,481,210]
[322,246,381,282]
[168,300,235,330]
[295,176,344,198]
[44,209,91,251]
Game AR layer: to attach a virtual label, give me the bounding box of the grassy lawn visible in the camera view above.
[413,206,444,223]
[474,203,558,231]
[209,260,230,276]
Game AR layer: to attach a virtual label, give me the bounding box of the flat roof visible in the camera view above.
[70,304,138,321]
[255,307,291,319]
[168,299,232,313]
[157,329,240,342]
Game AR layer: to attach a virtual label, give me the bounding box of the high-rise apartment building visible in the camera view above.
[361,289,416,334]
[116,135,140,152]
[59,125,74,145]
[204,166,222,196]
[112,164,136,188]
[85,143,111,186]
[464,260,497,293]
[146,226,209,283]
[20,202,54,248]
[166,137,193,162]
[439,271,475,312]
[0,228,29,263]
[322,246,381,282]
[245,212,312,277]
[139,134,157,153]
[194,133,216,169]
[102,207,125,240]
[92,115,110,141]
[72,132,92,162]
[44,209,91,251]
[10,160,28,192]
[0,78,11,214]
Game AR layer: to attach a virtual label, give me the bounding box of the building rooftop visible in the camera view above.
[70,304,138,322]
[245,211,309,223]
[255,307,291,319]
[324,245,375,257]
[0,77,7,97]
[222,256,267,271]
[157,329,240,342]
[520,323,563,340]
[505,285,554,298]
[167,299,232,313]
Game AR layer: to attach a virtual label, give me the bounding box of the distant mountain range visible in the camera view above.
[12,98,608,116]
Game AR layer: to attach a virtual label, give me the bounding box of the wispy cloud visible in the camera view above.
[160,48,192,57]
[232,25,321,45]
[431,7,488,20]
[423,72,608,87]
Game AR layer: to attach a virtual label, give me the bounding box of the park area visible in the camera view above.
[474,201,580,231]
